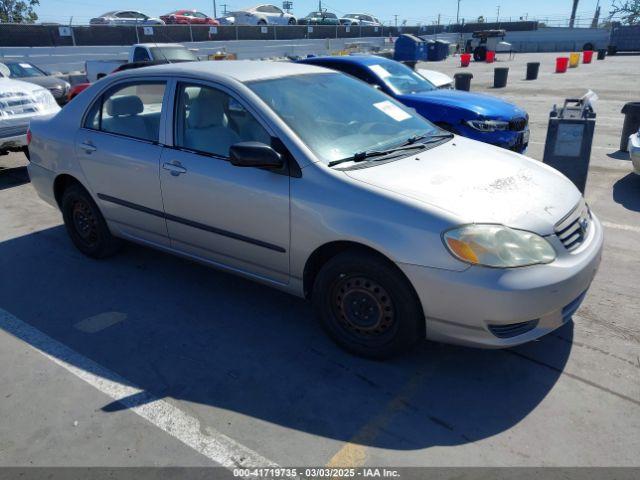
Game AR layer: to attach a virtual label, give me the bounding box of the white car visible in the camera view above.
[417,69,454,89]
[217,4,296,25]
[339,13,382,26]
[0,77,60,157]
[90,10,165,26]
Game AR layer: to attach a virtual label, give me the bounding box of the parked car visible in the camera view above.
[299,55,529,153]
[85,43,198,82]
[339,13,382,26]
[0,76,59,157]
[417,69,453,89]
[160,10,219,25]
[217,4,296,25]
[27,61,602,358]
[298,11,340,25]
[0,61,70,105]
[90,11,165,25]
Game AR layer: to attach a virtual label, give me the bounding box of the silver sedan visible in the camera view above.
[27,61,603,358]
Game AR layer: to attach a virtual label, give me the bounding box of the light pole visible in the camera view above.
[456,0,461,24]
[213,0,217,18]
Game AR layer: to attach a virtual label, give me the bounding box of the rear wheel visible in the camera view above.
[288,18,296,25]
[312,250,424,359]
[61,184,121,258]
[257,19,267,25]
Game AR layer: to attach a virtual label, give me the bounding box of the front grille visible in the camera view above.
[509,117,528,131]
[555,200,591,251]
[488,319,539,339]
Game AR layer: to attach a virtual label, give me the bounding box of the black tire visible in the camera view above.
[312,250,424,359]
[60,183,121,259]
[583,42,594,51]
[257,19,267,25]
[473,46,487,62]
[288,18,296,25]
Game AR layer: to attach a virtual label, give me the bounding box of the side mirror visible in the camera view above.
[229,141,283,169]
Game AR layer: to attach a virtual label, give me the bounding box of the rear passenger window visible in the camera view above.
[84,82,166,142]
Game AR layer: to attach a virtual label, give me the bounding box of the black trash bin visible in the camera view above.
[620,102,640,152]
[526,62,540,80]
[454,72,473,91]
[597,48,607,60]
[494,67,509,88]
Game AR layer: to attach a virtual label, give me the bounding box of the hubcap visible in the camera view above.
[331,275,395,339]
[72,200,98,246]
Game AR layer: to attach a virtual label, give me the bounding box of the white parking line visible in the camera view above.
[602,221,640,233]
[0,308,278,470]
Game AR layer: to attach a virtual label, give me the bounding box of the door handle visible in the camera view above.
[162,162,187,176]
[80,141,96,154]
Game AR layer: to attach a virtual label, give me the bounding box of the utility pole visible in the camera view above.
[591,0,600,28]
[496,5,500,23]
[221,4,228,14]
[213,0,217,18]
[569,0,579,28]
[456,0,461,24]
[394,15,398,27]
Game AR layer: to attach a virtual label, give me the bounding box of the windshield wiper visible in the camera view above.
[328,143,427,167]
[327,132,454,168]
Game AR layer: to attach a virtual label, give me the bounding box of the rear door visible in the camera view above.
[158,80,290,283]
[75,79,170,246]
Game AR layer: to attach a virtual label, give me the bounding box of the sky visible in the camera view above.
[35,0,608,26]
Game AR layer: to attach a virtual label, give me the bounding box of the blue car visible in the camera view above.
[298,55,530,153]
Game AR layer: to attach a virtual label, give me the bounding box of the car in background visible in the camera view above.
[0,76,60,157]
[298,11,340,25]
[339,13,382,26]
[160,10,219,25]
[0,61,70,105]
[417,69,454,89]
[27,61,602,358]
[90,11,165,25]
[217,4,296,25]
[299,55,530,153]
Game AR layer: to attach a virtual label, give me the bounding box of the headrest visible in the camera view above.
[106,95,144,117]
[187,89,226,129]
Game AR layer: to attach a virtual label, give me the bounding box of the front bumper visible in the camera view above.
[629,133,640,175]
[398,213,604,348]
[457,124,529,154]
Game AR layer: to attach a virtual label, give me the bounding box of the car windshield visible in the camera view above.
[249,72,440,165]
[367,61,436,95]
[344,14,362,19]
[4,62,46,78]
[150,47,198,62]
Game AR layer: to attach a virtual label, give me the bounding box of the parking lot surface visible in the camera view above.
[0,52,639,468]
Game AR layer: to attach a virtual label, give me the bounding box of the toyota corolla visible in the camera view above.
[27,61,602,358]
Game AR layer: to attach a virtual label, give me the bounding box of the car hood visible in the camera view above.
[345,136,581,235]
[398,89,526,120]
[16,76,66,89]
[0,77,46,94]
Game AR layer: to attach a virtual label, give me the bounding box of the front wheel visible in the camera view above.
[288,18,296,25]
[61,184,122,259]
[257,19,267,25]
[312,250,424,359]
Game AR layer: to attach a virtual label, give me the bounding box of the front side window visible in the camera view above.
[84,82,166,142]
[175,84,271,158]
[249,73,439,164]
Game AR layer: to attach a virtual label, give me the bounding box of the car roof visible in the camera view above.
[116,60,330,83]
[301,55,392,68]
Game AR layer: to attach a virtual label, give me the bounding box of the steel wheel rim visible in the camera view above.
[330,274,397,342]
[71,200,99,247]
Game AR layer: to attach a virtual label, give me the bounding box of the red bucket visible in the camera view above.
[556,57,569,73]
[583,50,594,63]
[460,53,471,67]
[486,50,496,63]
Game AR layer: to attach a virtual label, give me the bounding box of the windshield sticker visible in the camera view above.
[369,64,391,79]
[373,101,412,122]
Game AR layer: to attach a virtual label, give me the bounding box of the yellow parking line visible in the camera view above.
[325,369,426,468]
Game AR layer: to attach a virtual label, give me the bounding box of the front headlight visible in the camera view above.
[466,119,509,132]
[32,89,57,109]
[443,224,556,268]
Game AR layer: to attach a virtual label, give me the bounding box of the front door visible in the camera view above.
[76,80,169,246]
[159,82,290,283]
